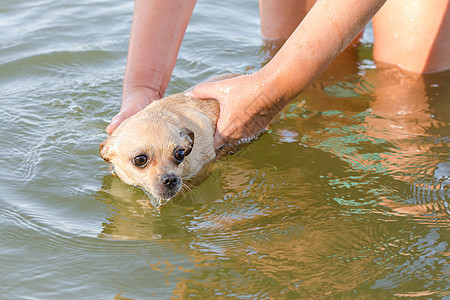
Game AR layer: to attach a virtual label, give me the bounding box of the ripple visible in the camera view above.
[0,49,122,83]
[0,205,152,254]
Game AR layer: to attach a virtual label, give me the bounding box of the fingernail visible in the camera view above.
[106,121,116,135]
[184,90,194,97]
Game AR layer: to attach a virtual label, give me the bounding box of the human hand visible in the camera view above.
[187,72,285,157]
[106,87,161,135]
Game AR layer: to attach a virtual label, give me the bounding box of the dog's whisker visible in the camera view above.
[180,181,199,205]
[181,182,193,193]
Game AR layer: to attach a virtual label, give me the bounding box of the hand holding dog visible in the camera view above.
[106,87,161,135]
[187,72,284,156]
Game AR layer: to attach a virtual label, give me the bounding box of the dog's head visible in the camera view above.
[100,117,195,201]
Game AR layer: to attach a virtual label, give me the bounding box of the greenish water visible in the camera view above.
[1,0,449,299]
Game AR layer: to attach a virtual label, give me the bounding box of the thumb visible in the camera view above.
[106,114,123,135]
[105,110,130,135]
[185,81,220,100]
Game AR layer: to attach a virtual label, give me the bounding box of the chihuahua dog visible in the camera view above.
[100,74,238,206]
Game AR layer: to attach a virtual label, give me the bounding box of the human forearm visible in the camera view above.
[260,0,386,104]
[123,0,196,97]
[106,0,196,135]
[188,0,387,150]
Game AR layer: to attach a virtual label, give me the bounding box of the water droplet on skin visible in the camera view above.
[222,87,231,94]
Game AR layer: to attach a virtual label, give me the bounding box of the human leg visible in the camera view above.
[372,0,450,73]
[259,0,316,41]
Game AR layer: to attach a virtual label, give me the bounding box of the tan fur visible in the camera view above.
[100,74,239,203]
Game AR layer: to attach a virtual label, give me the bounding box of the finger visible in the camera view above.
[106,112,127,135]
[106,119,120,135]
[213,130,225,150]
[187,81,220,100]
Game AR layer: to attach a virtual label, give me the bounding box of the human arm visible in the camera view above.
[189,0,386,152]
[106,0,196,135]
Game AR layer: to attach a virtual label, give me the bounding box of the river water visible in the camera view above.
[1,0,449,299]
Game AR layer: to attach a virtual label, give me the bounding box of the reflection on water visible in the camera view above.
[0,0,449,298]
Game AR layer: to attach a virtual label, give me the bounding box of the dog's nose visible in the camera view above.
[162,174,178,189]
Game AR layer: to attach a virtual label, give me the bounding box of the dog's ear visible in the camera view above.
[180,128,194,156]
[99,137,116,162]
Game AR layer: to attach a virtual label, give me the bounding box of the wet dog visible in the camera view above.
[99,75,237,206]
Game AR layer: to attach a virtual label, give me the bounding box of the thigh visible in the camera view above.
[372,0,450,73]
[259,0,316,41]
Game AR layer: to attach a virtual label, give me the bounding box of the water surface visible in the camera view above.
[0,0,449,299]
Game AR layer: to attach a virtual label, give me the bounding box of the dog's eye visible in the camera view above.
[133,154,148,167]
[174,149,185,163]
